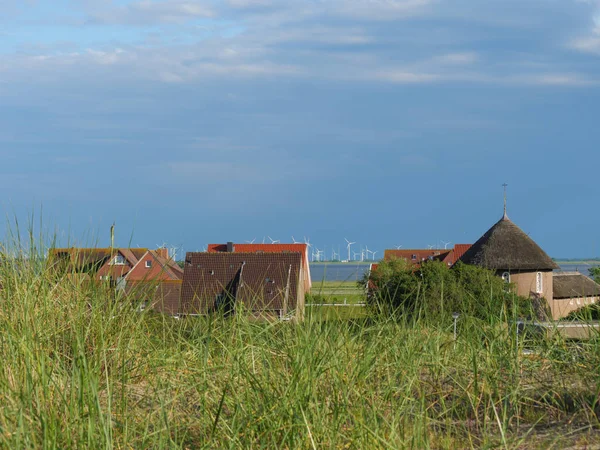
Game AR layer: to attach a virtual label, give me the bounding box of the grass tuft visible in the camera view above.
[0,237,599,448]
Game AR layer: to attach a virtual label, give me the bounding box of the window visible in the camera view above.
[112,254,126,265]
[145,260,152,268]
[411,254,417,260]
[536,272,543,294]
[502,272,511,283]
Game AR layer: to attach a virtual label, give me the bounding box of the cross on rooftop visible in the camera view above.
[502,183,508,219]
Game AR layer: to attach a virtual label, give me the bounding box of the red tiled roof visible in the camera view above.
[384,245,472,267]
[126,250,184,282]
[208,243,307,260]
[452,244,472,264]
[384,249,451,264]
[180,252,304,316]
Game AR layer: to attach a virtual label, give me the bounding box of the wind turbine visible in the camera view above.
[304,237,313,250]
[345,238,355,262]
[268,236,280,244]
[442,240,452,250]
[396,245,403,249]
[291,236,300,244]
[315,248,324,262]
[427,244,434,250]
[312,247,322,262]
[372,250,378,260]
[245,238,256,244]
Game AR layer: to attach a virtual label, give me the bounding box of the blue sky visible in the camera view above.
[1,0,600,258]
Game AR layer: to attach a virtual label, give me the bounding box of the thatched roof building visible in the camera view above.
[553,272,600,299]
[458,216,559,271]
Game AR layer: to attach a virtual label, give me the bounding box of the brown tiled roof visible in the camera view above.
[119,248,140,266]
[207,243,311,290]
[553,272,600,299]
[126,280,182,315]
[180,252,302,315]
[50,248,149,270]
[459,217,559,271]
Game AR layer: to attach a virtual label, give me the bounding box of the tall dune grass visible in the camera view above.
[0,238,599,448]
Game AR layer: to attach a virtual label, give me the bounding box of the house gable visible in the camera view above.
[126,250,183,282]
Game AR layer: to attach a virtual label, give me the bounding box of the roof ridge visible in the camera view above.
[119,248,139,266]
[152,250,184,280]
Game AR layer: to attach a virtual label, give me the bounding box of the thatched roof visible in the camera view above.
[553,272,600,299]
[458,216,559,271]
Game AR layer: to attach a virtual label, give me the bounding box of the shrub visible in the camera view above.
[361,259,534,323]
[563,303,600,321]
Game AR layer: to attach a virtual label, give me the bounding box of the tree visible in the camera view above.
[361,259,533,323]
[589,267,600,285]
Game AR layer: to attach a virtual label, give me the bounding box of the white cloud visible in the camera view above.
[518,73,598,86]
[433,52,478,65]
[567,1,600,54]
[261,26,373,45]
[0,0,597,89]
[86,48,125,65]
[570,33,600,54]
[87,1,215,25]
[226,0,275,8]
[369,70,439,83]
[325,0,434,20]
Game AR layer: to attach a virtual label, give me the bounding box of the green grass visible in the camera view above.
[309,280,365,305]
[2,239,600,448]
[307,304,370,320]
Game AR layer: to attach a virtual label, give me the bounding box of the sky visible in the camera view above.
[1,0,600,259]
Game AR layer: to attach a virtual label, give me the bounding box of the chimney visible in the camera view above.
[227,242,234,253]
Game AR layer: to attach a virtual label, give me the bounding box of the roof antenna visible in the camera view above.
[502,183,508,220]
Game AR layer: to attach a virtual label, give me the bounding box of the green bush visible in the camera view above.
[563,303,600,321]
[361,259,534,323]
